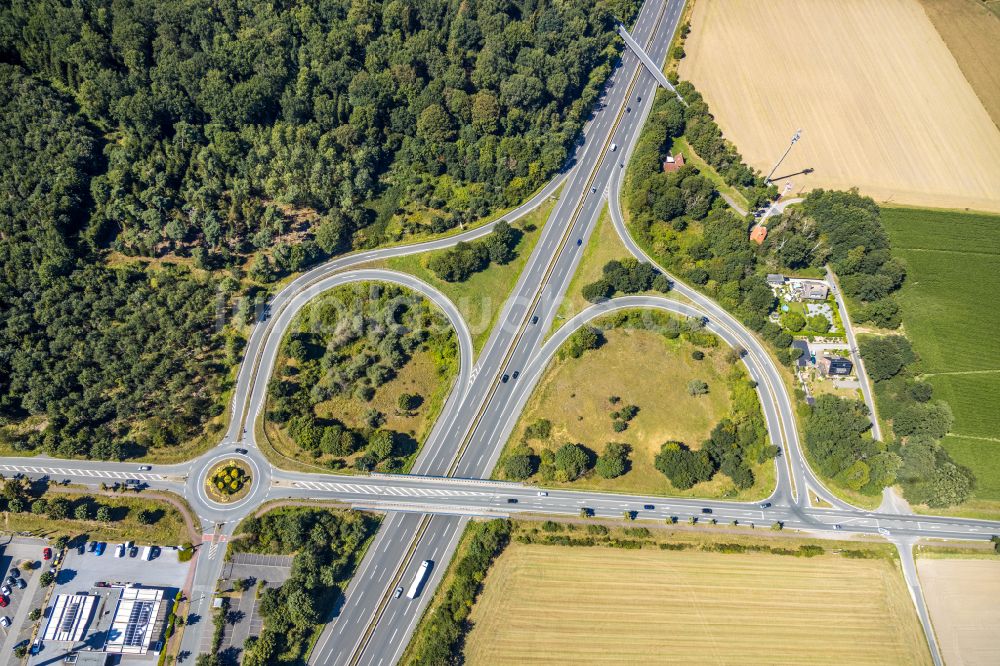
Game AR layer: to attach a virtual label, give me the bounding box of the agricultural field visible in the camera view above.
[499,324,774,500]
[918,558,1000,666]
[678,0,1000,213]
[382,198,554,355]
[464,541,930,665]
[881,207,1000,503]
[918,0,1000,129]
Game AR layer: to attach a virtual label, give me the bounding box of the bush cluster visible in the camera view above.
[428,221,521,281]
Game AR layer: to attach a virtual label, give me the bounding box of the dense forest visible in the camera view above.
[0,0,639,461]
[1,0,639,262]
[0,65,234,460]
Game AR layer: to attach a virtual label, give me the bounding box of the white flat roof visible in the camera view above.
[104,587,163,654]
[43,594,96,642]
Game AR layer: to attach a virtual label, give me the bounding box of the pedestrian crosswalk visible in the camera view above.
[0,464,164,481]
[292,480,492,499]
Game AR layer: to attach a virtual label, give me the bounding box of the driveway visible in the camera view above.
[0,538,47,658]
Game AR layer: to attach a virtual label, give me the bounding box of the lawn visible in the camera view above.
[464,541,930,665]
[2,492,190,546]
[881,207,1000,502]
[381,196,555,355]
[498,326,774,500]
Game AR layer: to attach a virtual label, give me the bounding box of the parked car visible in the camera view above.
[4,577,14,587]
[0,597,7,608]
[42,548,52,561]
[129,546,139,558]
[15,580,25,590]
[76,544,85,555]
[1,586,10,596]
[8,569,18,580]
[0,617,9,628]
[95,542,106,556]
[115,544,125,558]
[87,541,97,552]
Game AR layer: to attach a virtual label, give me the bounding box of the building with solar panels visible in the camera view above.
[42,594,97,643]
[103,586,165,655]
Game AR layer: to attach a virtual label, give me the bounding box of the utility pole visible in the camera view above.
[765,129,802,185]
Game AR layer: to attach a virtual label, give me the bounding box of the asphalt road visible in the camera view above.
[0,0,984,663]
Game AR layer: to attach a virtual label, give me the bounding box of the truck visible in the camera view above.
[406,560,433,600]
[141,546,153,561]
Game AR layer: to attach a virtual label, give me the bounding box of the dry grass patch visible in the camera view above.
[918,558,1000,666]
[502,327,773,499]
[679,0,1000,213]
[465,542,930,665]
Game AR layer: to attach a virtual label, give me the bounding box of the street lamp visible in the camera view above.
[765,129,802,185]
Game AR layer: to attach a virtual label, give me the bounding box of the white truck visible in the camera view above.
[406,560,433,599]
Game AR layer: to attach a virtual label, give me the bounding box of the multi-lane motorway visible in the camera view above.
[1,0,995,664]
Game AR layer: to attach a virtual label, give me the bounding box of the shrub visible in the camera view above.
[554,443,591,481]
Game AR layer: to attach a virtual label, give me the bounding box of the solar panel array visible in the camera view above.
[122,601,154,647]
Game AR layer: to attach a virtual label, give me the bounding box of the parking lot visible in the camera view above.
[57,544,191,592]
[0,538,47,658]
[206,553,294,657]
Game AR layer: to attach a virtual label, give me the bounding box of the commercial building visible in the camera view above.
[43,594,96,643]
[104,586,165,655]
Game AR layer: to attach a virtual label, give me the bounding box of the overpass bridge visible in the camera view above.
[617,23,686,105]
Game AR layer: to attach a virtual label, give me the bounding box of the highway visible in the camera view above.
[0,0,988,663]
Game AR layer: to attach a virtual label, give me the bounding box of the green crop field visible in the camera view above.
[882,207,1000,500]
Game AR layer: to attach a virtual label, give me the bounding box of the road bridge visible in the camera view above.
[616,22,686,104]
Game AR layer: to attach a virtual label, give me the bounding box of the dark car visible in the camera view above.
[235,448,248,455]
[626,106,631,112]
[77,544,85,555]
[700,508,713,514]
[643,504,655,510]
[576,238,583,246]
[501,374,509,383]
[88,541,97,552]
[129,546,139,558]
[759,502,772,509]
[15,579,25,590]
[506,498,518,504]
[531,315,539,325]
[511,371,520,380]
[9,569,19,579]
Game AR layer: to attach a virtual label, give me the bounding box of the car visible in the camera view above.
[626,106,630,112]
[138,465,151,471]
[235,448,248,455]
[636,95,641,102]
[393,586,403,599]
[511,370,519,380]
[576,238,582,246]
[501,374,509,383]
[643,504,655,510]
[610,143,617,152]
[531,315,539,325]
[125,479,140,486]
[30,640,40,655]
[88,541,97,552]
[115,544,125,558]
[15,580,25,590]
[759,502,772,509]
[0,617,9,628]
[591,186,597,193]
[833,524,842,530]
[506,498,518,504]
[0,597,7,608]
[95,542,106,556]
[129,546,139,558]
[537,491,548,497]
[620,162,625,168]
[150,546,161,560]
[8,569,18,580]
[1,586,10,596]
[42,548,52,561]
[700,508,713,514]
[76,544,85,555]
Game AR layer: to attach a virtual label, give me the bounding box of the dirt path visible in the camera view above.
[45,485,202,543]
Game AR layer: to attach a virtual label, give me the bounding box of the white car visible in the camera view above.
[0,616,9,628]
[0,586,9,596]
[537,491,548,497]
[610,143,617,152]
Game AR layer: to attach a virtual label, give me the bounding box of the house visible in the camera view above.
[801,281,829,300]
[791,339,811,368]
[662,153,685,172]
[818,355,853,376]
[766,273,786,287]
[750,225,768,245]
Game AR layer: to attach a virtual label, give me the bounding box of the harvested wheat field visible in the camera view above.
[918,558,1000,666]
[679,0,1000,213]
[464,543,931,665]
